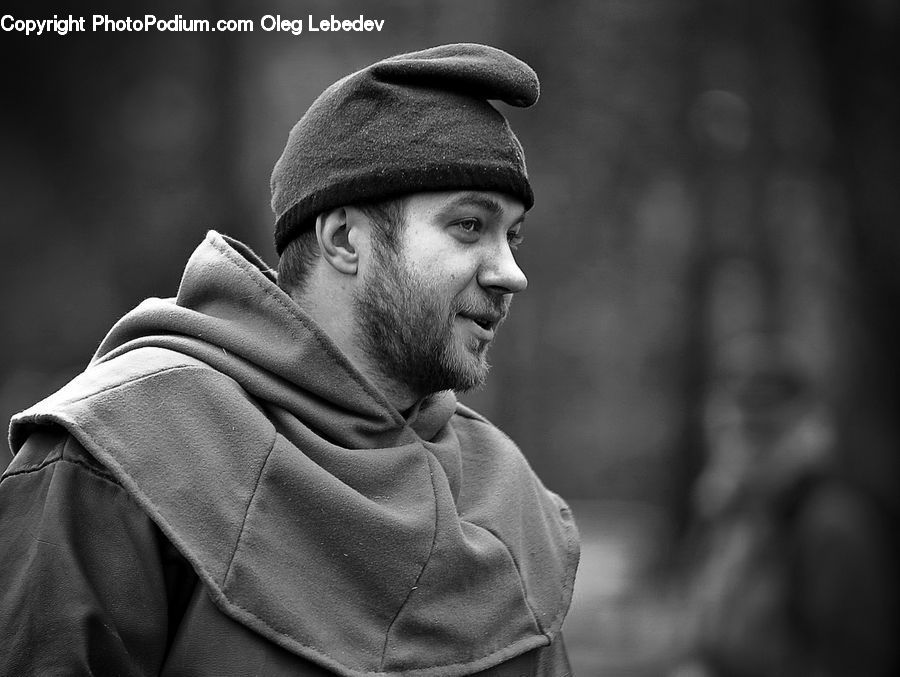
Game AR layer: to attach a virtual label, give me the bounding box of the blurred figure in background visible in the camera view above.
[670,333,898,677]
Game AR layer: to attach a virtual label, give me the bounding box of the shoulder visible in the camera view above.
[0,427,153,545]
[450,401,541,479]
[452,401,519,437]
[15,346,223,422]
[0,426,198,676]
[452,401,520,450]
[3,425,118,487]
[449,401,576,520]
[83,346,226,397]
[10,346,259,455]
[452,400,491,425]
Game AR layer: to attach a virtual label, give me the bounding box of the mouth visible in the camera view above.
[456,312,501,339]
[469,315,497,330]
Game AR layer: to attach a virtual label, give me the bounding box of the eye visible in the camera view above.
[454,217,481,234]
[507,229,524,250]
[451,217,482,242]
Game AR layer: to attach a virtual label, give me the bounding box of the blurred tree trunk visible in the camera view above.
[683,0,900,527]
[671,3,899,672]
[814,0,900,523]
[812,12,900,661]
[208,1,258,247]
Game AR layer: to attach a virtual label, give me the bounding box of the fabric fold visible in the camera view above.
[9,231,579,676]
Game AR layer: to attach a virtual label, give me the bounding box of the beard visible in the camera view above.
[352,242,508,399]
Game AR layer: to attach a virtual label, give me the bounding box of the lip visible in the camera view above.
[457,314,497,340]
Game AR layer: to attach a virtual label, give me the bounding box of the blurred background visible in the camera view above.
[2,0,898,674]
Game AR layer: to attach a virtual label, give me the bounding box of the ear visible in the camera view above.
[315,207,358,275]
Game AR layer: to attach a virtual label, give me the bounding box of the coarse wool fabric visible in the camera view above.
[270,42,538,254]
[7,231,580,676]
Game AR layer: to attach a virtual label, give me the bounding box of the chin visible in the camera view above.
[447,347,491,392]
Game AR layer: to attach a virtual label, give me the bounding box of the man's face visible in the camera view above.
[353,190,528,398]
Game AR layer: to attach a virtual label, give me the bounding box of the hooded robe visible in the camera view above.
[0,232,579,676]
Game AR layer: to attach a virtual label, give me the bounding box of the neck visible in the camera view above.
[289,286,419,413]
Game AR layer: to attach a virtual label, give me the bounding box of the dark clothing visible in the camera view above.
[0,232,579,676]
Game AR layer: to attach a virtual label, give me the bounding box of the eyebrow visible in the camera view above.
[449,193,505,217]
[443,192,526,225]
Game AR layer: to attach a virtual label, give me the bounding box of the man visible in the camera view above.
[0,44,579,676]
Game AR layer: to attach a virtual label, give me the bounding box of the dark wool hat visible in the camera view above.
[270,43,539,254]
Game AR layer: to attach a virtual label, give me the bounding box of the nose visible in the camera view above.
[477,242,528,295]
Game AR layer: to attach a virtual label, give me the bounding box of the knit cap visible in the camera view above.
[270,43,539,254]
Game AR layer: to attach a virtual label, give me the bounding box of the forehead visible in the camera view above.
[403,190,526,222]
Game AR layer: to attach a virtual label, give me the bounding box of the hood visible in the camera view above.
[92,232,454,448]
[9,231,579,676]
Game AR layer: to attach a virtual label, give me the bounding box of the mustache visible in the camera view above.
[454,295,511,325]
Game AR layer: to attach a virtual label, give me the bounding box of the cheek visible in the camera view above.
[419,257,475,287]
[409,259,447,286]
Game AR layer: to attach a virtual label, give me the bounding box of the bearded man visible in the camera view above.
[0,44,579,676]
